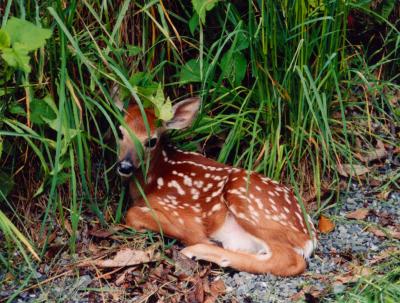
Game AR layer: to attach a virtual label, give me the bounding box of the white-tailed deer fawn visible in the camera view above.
[117,97,317,276]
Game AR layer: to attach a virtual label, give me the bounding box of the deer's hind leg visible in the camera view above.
[181,242,306,276]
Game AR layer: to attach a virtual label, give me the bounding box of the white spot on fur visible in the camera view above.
[211,203,222,212]
[157,177,164,189]
[168,180,186,195]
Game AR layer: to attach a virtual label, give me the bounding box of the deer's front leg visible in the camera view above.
[126,206,177,235]
[125,206,209,245]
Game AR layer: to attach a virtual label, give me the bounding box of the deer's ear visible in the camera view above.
[165,97,201,130]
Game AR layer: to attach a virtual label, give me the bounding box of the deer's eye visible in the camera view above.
[144,137,158,149]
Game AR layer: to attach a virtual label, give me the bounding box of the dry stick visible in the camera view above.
[253,142,266,169]
[93,265,125,281]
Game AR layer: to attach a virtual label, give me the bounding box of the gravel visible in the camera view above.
[222,183,400,302]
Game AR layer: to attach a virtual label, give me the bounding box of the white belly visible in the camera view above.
[210,213,270,255]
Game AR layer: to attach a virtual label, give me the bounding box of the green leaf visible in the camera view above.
[145,84,173,121]
[0,29,10,49]
[188,14,199,36]
[191,0,220,24]
[9,103,26,116]
[179,59,206,83]
[129,72,152,87]
[381,0,395,20]
[0,170,14,201]
[220,51,247,86]
[236,32,249,52]
[4,17,52,51]
[30,96,57,125]
[1,44,31,73]
[127,45,142,56]
[157,98,173,121]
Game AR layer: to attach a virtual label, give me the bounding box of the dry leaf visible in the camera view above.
[376,190,391,200]
[334,265,373,287]
[173,249,198,277]
[92,247,159,268]
[368,227,400,239]
[89,228,114,238]
[209,278,225,297]
[115,266,137,286]
[186,276,204,303]
[89,225,126,238]
[337,164,370,177]
[369,248,399,265]
[204,278,225,303]
[356,140,388,163]
[289,285,322,302]
[64,220,74,236]
[345,208,370,220]
[318,215,335,234]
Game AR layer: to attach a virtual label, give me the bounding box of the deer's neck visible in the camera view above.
[129,142,171,200]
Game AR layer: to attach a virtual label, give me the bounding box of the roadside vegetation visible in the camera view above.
[0,0,399,302]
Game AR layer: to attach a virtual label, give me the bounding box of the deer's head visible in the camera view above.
[116,97,201,177]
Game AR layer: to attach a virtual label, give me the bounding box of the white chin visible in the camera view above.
[118,171,133,178]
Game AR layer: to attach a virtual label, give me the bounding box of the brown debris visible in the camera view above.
[85,247,160,268]
[355,140,388,163]
[337,164,370,177]
[345,208,370,220]
[368,227,400,240]
[318,215,335,234]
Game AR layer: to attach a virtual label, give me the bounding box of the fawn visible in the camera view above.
[117,97,317,276]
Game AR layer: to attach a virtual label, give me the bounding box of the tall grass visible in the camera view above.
[0,0,399,299]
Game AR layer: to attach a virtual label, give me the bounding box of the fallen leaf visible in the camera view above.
[369,248,399,265]
[290,285,322,302]
[369,178,382,187]
[89,225,126,238]
[345,208,370,220]
[373,211,395,227]
[38,230,57,247]
[376,190,391,200]
[356,140,388,163]
[64,220,74,236]
[91,247,160,268]
[333,272,360,285]
[368,227,400,239]
[318,215,335,234]
[208,278,225,299]
[186,276,204,303]
[115,266,137,286]
[337,164,370,177]
[89,228,114,238]
[333,264,373,288]
[173,248,198,278]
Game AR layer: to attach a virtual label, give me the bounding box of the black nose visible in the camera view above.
[117,160,134,176]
